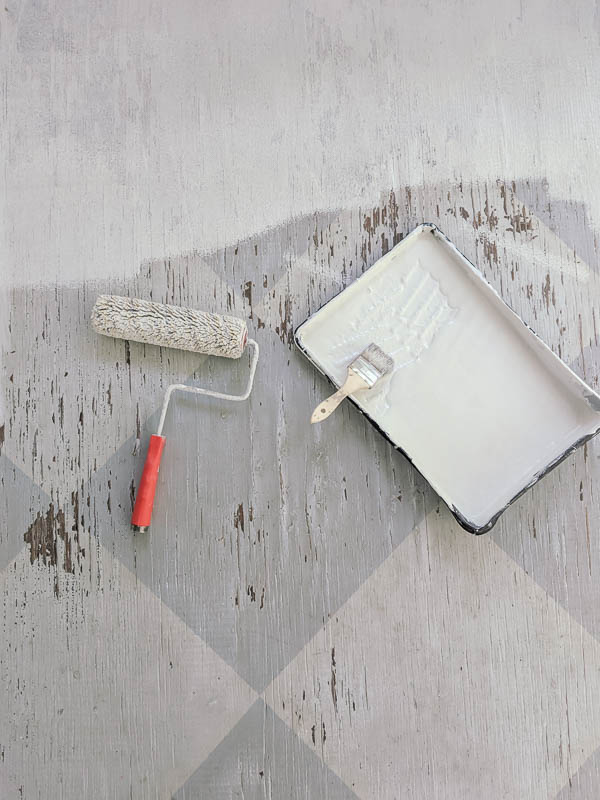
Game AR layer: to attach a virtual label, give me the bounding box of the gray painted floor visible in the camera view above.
[2,2,600,798]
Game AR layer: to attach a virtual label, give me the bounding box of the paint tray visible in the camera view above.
[295,224,600,533]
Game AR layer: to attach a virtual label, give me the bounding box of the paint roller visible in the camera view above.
[91,295,259,532]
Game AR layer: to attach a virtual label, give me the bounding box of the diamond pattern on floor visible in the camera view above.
[173,699,359,800]
[491,439,600,642]
[265,510,600,800]
[0,542,257,799]
[0,455,50,572]
[554,744,600,799]
[85,323,430,693]
[514,179,600,276]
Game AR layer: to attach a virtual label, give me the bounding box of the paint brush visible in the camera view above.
[311,343,394,423]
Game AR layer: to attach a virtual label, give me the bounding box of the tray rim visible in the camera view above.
[294,222,600,534]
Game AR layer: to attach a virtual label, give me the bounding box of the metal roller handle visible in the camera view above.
[131,339,259,532]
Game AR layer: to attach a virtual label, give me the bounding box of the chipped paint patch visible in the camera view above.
[24,504,65,568]
[234,503,245,533]
[23,502,85,579]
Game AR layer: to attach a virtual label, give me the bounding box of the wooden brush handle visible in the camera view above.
[311,371,368,423]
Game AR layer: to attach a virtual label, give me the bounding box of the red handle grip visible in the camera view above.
[131,434,166,530]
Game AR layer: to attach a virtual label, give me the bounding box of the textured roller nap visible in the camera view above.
[91,295,248,358]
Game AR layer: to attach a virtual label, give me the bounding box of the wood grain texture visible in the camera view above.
[2,1,600,798]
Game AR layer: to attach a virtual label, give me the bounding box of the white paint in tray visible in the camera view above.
[296,224,600,532]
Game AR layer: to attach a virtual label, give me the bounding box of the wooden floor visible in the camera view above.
[2,2,600,798]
